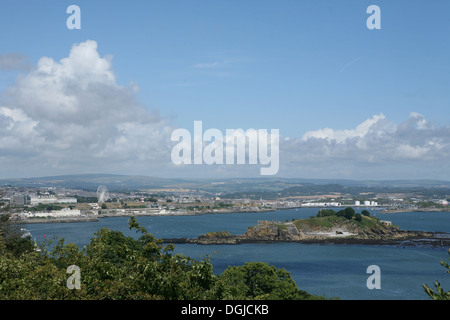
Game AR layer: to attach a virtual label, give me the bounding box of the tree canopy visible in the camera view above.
[423,249,450,300]
[0,216,326,300]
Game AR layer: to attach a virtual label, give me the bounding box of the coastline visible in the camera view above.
[163,232,450,247]
[380,208,450,214]
[17,207,275,224]
[15,206,450,224]
[17,216,99,224]
[15,207,450,248]
[159,210,450,248]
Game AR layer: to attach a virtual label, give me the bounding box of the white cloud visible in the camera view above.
[0,40,449,180]
[193,59,232,69]
[395,144,430,159]
[280,112,450,179]
[0,40,173,177]
[302,113,389,143]
[408,112,432,130]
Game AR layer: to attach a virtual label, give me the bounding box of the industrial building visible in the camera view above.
[29,196,77,205]
[10,195,31,207]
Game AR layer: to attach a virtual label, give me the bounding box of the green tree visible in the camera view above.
[317,209,336,217]
[361,210,370,217]
[343,207,355,220]
[423,249,450,300]
[219,262,324,300]
[355,213,363,222]
[336,210,345,217]
[0,212,35,256]
[0,216,325,300]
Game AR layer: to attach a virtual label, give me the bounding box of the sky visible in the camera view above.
[0,0,449,180]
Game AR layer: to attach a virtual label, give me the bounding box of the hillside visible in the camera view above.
[1,174,450,193]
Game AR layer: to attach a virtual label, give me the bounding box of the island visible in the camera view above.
[164,208,450,247]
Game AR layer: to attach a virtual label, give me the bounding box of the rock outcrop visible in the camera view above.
[182,216,447,246]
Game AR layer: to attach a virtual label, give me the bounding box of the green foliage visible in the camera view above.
[0,213,35,256]
[219,262,326,300]
[26,204,64,212]
[317,207,366,221]
[213,202,233,209]
[423,249,450,300]
[316,209,336,217]
[417,201,444,209]
[361,210,370,217]
[296,215,342,229]
[0,217,323,300]
[304,210,383,230]
[0,248,79,299]
[343,207,355,219]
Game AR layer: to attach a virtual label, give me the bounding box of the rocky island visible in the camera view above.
[166,208,450,247]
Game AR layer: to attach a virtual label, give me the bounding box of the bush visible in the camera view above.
[361,210,370,217]
[423,249,450,300]
[0,217,324,300]
[317,209,336,217]
[343,207,355,219]
[219,262,325,300]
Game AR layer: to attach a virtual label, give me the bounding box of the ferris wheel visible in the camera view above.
[97,185,110,203]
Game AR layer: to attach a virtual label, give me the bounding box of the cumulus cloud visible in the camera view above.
[301,113,392,143]
[0,40,449,180]
[279,112,450,179]
[0,40,173,177]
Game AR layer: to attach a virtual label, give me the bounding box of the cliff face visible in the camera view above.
[189,216,437,245]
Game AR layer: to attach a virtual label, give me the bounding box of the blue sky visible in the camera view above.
[0,1,449,180]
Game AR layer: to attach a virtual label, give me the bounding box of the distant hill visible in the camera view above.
[0,174,180,192]
[0,174,449,193]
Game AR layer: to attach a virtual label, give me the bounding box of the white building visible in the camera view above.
[25,208,81,218]
[30,196,77,205]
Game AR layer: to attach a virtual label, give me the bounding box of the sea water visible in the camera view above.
[23,208,450,300]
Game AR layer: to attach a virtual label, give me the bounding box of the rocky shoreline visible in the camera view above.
[163,217,450,248]
[163,231,450,247]
[17,216,99,224]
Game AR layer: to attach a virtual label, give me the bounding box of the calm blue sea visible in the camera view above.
[24,208,450,300]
